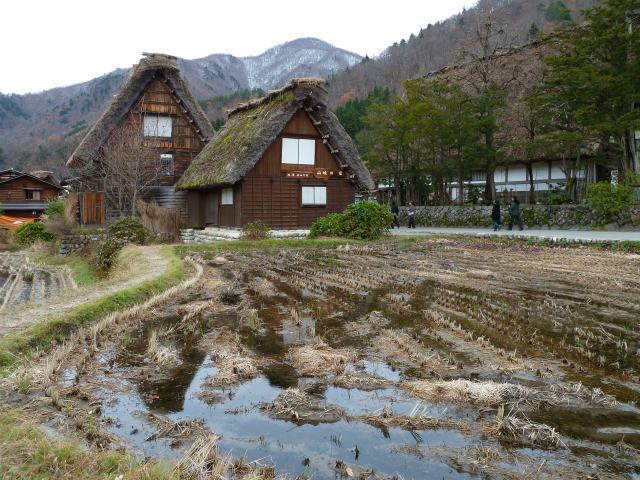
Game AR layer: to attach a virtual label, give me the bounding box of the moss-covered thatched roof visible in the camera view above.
[66,53,214,169]
[176,78,374,192]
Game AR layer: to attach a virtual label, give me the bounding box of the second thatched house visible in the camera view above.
[66,53,215,224]
[176,78,374,229]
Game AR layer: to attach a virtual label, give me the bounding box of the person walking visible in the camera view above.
[390,200,400,229]
[508,196,524,231]
[491,198,501,231]
[407,202,416,229]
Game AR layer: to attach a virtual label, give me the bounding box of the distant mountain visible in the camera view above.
[0,38,361,174]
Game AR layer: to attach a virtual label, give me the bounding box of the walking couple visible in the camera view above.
[492,196,523,231]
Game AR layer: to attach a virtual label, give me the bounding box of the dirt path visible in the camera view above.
[0,245,169,336]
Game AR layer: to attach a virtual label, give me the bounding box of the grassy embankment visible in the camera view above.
[0,410,184,480]
[0,245,185,371]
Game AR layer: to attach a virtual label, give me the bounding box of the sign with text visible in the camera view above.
[313,169,344,178]
[284,171,313,178]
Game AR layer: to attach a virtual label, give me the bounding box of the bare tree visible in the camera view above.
[98,113,161,218]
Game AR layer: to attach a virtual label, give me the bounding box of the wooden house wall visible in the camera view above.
[0,177,59,202]
[133,77,204,184]
[236,109,355,229]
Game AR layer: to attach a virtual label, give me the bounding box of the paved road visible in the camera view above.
[388,226,640,242]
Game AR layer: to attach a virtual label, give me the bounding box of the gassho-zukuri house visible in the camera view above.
[66,53,215,224]
[176,78,375,229]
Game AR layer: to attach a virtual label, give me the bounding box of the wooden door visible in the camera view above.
[81,192,105,225]
[204,190,218,226]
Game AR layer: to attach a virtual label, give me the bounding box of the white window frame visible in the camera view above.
[221,187,234,205]
[144,115,172,137]
[159,154,173,176]
[301,186,326,206]
[281,137,315,165]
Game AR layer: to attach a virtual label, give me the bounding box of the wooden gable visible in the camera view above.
[108,77,205,183]
[0,175,60,202]
[246,109,344,178]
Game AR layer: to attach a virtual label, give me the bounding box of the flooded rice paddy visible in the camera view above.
[20,239,640,479]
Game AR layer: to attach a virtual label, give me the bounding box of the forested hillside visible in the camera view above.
[326,0,598,107]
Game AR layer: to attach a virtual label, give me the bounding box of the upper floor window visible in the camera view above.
[159,154,173,176]
[25,189,41,200]
[221,187,234,205]
[144,115,172,137]
[282,138,315,165]
[301,186,326,206]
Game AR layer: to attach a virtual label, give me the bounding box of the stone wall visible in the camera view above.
[396,205,640,230]
[59,234,105,256]
[180,227,310,244]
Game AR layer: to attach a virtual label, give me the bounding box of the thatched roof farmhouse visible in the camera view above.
[177,78,374,229]
[67,53,215,224]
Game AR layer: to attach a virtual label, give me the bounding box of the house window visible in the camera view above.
[471,170,485,182]
[301,186,326,206]
[25,189,41,200]
[221,187,233,205]
[159,154,173,176]
[282,138,315,165]
[144,115,172,137]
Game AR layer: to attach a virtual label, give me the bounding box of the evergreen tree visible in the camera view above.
[530,0,640,175]
[528,22,540,39]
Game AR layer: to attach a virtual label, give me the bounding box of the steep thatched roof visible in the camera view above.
[176,78,374,192]
[67,53,214,169]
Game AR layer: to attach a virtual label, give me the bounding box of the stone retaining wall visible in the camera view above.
[59,234,105,256]
[180,227,310,244]
[396,205,640,230]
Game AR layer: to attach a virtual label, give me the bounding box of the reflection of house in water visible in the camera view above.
[281,315,316,346]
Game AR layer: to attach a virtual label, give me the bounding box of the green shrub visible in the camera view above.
[44,200,65,218]
[537,183,571,205]
[309,213,347,238]
[108,217,151,245]
[343,201,393,240]
[241,220,270,240]
[584,182,635,222]
[310,201,392,240]
[14,223,55,246]
[95,218,150,273]
[96,237,127,273]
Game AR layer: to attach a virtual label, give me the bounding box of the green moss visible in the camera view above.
[178,90,295,188]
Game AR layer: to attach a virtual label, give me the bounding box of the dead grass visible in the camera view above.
[374,329,455,372]
[363,404,473,434]
[331,372,391,390]
[137,199,184,241]
[289,337,358,376]
[202,356,259,388]
[260,388,344,423]
[486,408,563,449]
[174,433,228,479]
[146,328,180,367]
[143,412,208,442]
[403,379,533,406]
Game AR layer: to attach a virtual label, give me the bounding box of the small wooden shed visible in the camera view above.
[0,169,62,218]
[66,53,215,224]
[176,78,374,229]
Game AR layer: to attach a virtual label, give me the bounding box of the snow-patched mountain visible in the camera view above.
[241,38,361,90]
[0,38,361,172]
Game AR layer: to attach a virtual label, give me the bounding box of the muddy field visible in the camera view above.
[0,252,75,311]
[8,239,640,479]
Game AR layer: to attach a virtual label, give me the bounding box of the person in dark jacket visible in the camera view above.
[508,196,524,231]
[491,198,501,231]
[390,200,400,229]
[407,202,416,229]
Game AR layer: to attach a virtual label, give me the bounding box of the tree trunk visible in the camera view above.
[526,162,535,204]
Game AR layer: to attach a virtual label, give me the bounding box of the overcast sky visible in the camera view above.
[1,0,477,95]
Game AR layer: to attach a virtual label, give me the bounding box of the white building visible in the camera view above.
[449,160,594,203]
